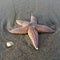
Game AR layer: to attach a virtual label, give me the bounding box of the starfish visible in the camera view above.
[9,15,54,50]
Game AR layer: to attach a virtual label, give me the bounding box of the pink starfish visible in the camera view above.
[9,15,54,50]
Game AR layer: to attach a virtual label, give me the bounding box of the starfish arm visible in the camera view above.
[30,16,37,24]
[16,20,29,27]
[28,27,38,50]
[9,27,28,34]
[36,25,54,32]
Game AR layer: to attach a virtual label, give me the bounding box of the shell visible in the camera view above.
[6,41,14,47]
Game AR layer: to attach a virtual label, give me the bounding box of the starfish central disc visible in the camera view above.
[29,23,36,29]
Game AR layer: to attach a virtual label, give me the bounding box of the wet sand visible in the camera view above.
[0,0,60,60]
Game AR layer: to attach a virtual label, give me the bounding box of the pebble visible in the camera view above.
[6,41,14,47]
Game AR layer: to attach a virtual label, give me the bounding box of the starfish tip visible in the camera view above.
[16,20,19,23]
[35,47,38,50]
[8,30,13,33]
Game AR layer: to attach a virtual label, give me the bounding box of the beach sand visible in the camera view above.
[0,0,60,60]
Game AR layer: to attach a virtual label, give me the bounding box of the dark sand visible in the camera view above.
[0,0,60,60]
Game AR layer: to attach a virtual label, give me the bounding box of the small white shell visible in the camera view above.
[6,41,14,47]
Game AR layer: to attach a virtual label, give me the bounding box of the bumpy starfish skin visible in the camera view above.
[9,15,54,50]
[28,26,38,50]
